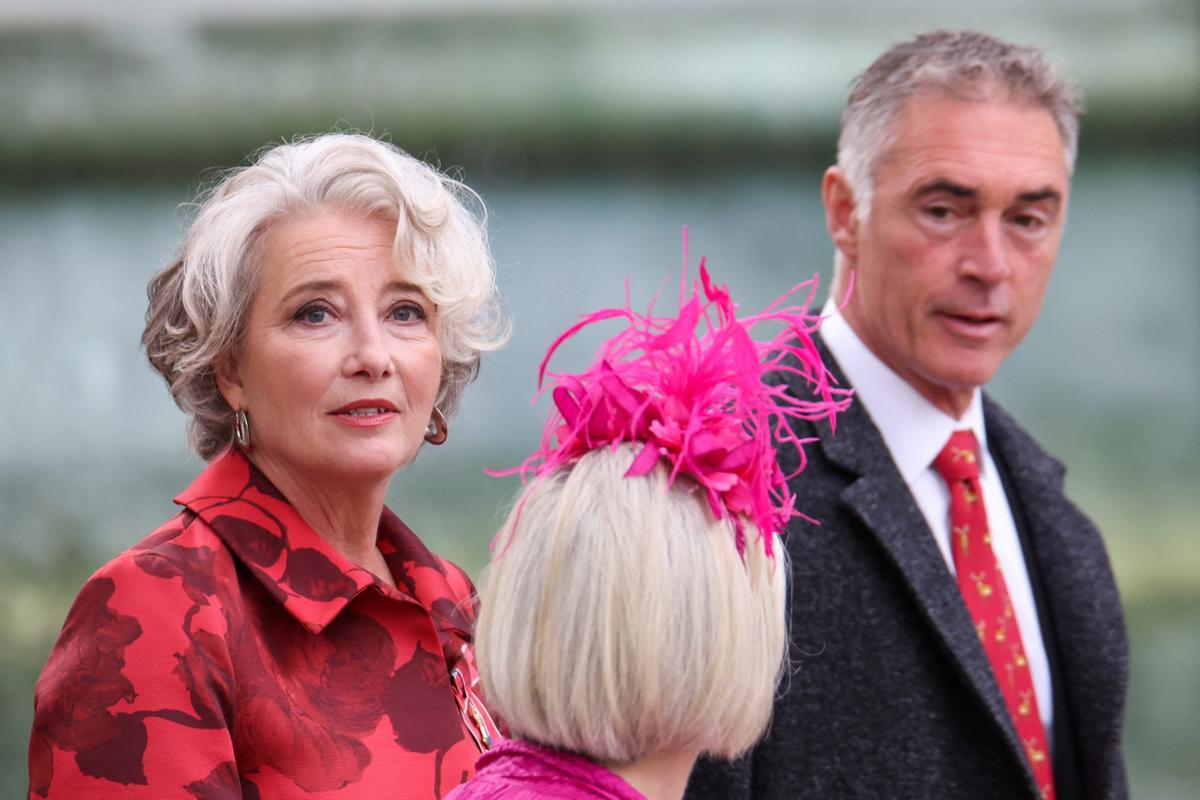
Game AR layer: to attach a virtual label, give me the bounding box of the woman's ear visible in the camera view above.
[822,167,861,262]
[214,351,246,410]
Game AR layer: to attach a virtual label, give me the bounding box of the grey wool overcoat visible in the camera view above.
[685,340,1129,800]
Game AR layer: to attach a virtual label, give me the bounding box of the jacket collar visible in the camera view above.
[984,398,1130,795]
[807,337,1041,793]
[820,305,990,482]
[174,448,452,634]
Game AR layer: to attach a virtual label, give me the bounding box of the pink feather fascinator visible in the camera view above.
[495,249,851,558]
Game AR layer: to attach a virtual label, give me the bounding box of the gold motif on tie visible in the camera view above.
[933,429,1055,799]
[1012,645,1027,668]
[954,524,971,554]
[951,446,977,465]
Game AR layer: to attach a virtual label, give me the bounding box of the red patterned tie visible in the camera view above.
[933,430,1055,800]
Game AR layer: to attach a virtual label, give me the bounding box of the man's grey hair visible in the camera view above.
[838,30,1083,216]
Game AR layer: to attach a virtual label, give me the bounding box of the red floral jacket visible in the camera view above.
[29,448,501,799]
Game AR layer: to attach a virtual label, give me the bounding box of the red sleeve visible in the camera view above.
[29,548,240,799]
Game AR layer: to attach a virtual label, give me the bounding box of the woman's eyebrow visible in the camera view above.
[278,279,425,306]
[383,280,425,294]
[279,279,342,306]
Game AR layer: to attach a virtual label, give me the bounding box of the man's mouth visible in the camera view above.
[935,310,1005,337]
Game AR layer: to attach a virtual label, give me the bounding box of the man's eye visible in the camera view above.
[1013,214,1044,230]
[926,205,954,220]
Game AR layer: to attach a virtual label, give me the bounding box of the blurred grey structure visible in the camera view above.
[1,1,1197,798]
[1,0,1196,177]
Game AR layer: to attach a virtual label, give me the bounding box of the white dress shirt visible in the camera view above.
[820,304,1054,741]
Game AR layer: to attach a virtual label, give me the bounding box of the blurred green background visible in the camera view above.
[2,1,1197,797]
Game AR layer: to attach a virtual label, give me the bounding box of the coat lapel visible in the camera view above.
[984,398,1130,796]
[808,339,1037,788]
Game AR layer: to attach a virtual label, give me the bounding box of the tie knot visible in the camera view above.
[933,429,981,483]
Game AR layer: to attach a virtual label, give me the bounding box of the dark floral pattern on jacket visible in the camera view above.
[30,448,499,799]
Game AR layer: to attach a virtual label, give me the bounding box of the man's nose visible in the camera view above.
[959,215,1011,284]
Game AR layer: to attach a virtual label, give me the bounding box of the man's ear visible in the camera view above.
[822,166,861,262]
[214,350,246,411]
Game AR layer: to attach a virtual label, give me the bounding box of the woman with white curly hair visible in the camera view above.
[29,133,508,799]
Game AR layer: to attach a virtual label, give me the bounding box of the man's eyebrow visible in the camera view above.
[1016,187,1063,204]
[914,179,976,199]
[913,180,1063,206]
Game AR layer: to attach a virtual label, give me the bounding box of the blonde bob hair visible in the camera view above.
[475,444,787,764]
[143,132,509,459]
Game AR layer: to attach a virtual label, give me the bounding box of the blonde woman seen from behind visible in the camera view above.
[448,262,849,799]
[473,446,785,799]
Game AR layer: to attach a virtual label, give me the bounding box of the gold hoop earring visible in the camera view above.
[234,408,251,450]
[424,407,448,445]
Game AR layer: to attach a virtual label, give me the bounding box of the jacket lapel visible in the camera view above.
[984,398,1130,796]
[809,339,1036,787]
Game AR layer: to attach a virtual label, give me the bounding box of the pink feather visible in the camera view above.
[494,242,852,557]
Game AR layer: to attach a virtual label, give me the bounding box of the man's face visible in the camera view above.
[831,94,1070,418]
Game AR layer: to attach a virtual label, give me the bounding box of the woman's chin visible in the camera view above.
[286,444,416,490]
[330,449,414,484]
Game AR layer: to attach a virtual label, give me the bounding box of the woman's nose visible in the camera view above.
[343,320,394,379]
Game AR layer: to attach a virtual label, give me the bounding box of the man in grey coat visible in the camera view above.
[686,31,1128,800]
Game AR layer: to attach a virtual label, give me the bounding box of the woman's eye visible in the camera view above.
[294,304,329,324]
[390,303,426,323]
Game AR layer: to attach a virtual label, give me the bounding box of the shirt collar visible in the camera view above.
[174,448,429,633]
[820,302,989,480]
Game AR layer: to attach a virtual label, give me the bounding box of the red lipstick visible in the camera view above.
[330,398,398,427]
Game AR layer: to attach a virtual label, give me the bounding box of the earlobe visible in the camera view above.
[822,167,860,260]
